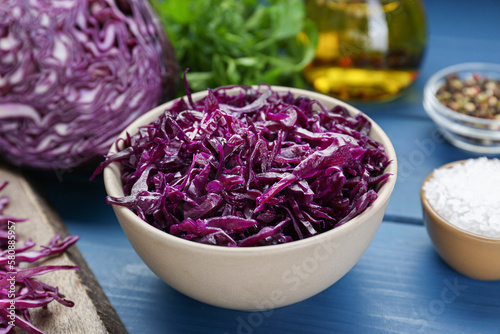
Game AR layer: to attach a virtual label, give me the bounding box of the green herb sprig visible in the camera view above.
[151,0,318,94]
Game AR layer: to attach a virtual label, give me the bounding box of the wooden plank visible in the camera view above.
[0,164,128,334]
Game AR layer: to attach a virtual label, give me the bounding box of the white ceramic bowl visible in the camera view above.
[103,87,398,311]
[423,62,500,154]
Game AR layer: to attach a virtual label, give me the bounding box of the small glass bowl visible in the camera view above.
[423,62,500,154]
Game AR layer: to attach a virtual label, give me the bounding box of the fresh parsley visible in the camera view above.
[151,0,318,93]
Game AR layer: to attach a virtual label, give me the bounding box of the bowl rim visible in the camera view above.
[423,62,500,127]
[103,85,398,255]
[421,159,500,243]
[423,96,500,140]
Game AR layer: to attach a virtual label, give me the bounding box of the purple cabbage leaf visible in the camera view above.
[0,0,179,170]
[0,182,79,334]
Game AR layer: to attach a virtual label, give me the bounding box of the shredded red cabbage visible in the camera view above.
[0,181,79,334]
[96,83,390,247]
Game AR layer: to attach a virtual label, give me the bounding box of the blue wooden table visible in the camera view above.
[35,1,500,333]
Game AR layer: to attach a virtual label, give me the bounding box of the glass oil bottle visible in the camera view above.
[304,0,427,101]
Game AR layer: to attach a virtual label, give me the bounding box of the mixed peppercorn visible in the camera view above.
[436,73,500,120]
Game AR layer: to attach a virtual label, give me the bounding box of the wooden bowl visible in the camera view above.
[421,161,500,281]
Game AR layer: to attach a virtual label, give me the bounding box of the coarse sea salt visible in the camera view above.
[423,157,500,238]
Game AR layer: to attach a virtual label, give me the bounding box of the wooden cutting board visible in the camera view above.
[0,164,128,334]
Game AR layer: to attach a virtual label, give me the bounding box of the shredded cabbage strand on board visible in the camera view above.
[95,84,390,247]
[0,181,79,334]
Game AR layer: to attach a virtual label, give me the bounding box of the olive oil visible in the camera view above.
[304,0,427,101]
